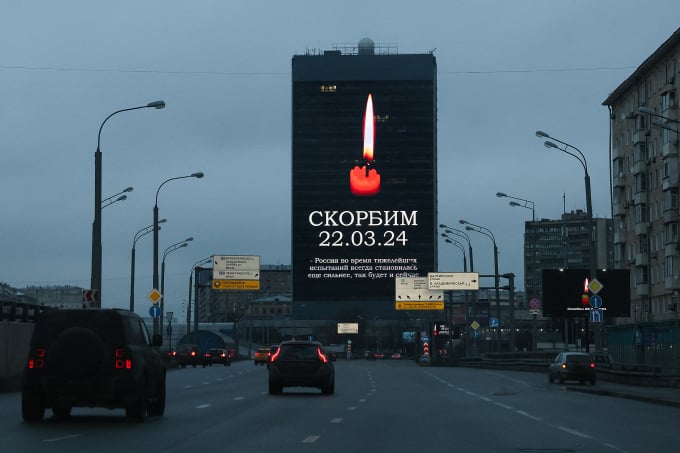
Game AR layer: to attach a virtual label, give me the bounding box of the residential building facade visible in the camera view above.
[603,27,680,323]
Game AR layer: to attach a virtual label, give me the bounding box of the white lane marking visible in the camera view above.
[43,434,82,443]
[196,404,211,409]
[465,391,478,397]
[184,385,193,389]
[479,396,492,402]
[330,418,343,423]
[202,381,210,385]
[493,402,513,410]
[302,435,320,443]
[347,406,357,411]
[217,378,224,382]
[234,396,245,401]
[603,442,631,453]
[515,410,542,421]
[554,425,592,439]
[359,399,367,403]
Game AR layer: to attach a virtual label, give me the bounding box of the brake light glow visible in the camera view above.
[590,362,596,369]
[28,347,46,369]
[115,348,132,369]
[191,351,196,357]
[270,349,281,362]
[317,347,329,363]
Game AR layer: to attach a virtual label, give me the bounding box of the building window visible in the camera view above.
[664,188,678,211]
[665,255,675,278]
[635,203,648,224]
[634,172,647,193]
[662,90,676,112]
[320,84,337,93]
[665,222,679,244]
[636,266,648,284]
[633,143,648,163]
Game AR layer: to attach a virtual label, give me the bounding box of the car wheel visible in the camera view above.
[548,373,554,383]
[22,396,45,423]
[147,374,166,417]
[321,378,333,395]
[126,387,148,422]
[590,378,597,385]
[268,380,282,395]
[558,374,565,384]
[52,405,72,420]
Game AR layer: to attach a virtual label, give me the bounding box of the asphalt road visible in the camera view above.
[0,359,677,453]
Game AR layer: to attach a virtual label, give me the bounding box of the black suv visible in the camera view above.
[22,309,166,422]
[268,340,335,395]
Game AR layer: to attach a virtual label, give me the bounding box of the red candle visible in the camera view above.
[350,94,381,196]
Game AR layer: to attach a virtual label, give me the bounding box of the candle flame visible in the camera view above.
[363,94,375,161]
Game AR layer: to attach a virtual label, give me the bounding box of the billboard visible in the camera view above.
[542,269,631,317]
[292,56,437,306]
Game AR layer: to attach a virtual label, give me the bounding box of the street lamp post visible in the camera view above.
[91,101,165,302]
[439,224,474,272]
[152,172,204,335]
[536,130,595,352]
[498,191,539,351]
[102,187,133,209]
[459,219,504,351]
[130,219,166,312]
[160,237,192,339]
[496,192,535,222]
[187,256,212,339]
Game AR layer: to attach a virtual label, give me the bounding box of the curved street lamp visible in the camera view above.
[459,219,504,351]
[187,256,212,339]
[159,237,193,338]
[536,130,595,352]
[102,186,133,209]
[496,192,535,222]
[130,219,166,312]
[91,101,165,299]
[152,171,204,335]
[439,224,474,272]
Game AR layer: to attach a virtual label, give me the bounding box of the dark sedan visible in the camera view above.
[548,351,596,385]
[268,340,335,395]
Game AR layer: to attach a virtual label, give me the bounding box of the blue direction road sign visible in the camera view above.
[149,306,161,318]
[490,318,499,328]
[590,309,603,323]
[589,295,603,309]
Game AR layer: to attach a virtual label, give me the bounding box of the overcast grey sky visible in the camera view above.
[2,1,679,320]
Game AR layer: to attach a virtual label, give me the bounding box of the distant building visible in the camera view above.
[197,265,292,323]
[19,285,85,309]
[524,211,614,300]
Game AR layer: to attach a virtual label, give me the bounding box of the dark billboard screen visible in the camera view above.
[292,57,437,304]
[542,269,631,318]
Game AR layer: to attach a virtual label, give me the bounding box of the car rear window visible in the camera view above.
[566,355,591,363]
[278,344,319,360]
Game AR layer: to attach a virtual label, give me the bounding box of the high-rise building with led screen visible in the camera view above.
[292,39,437,320]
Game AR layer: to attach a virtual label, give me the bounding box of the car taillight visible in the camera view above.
[115,348,132,370]
[28,347,46,369]
[317,347,329,363]
[590,362,596,369]
[561,363,567,369]
[220,352,226,358]
[270,349,281,362]
[191,351,196,357]
[205,353,212,358]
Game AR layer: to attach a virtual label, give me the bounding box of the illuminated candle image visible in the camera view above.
[581,278,590,306]
[349,94,381,196]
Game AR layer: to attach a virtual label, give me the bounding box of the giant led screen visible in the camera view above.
[292,55,437,304]
[542,269,631,318]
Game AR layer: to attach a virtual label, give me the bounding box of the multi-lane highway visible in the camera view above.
[0,359,676,452]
